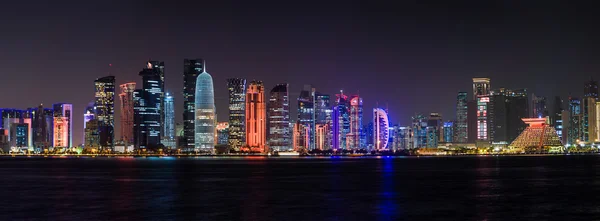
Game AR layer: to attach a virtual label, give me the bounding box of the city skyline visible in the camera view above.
[2,1,600,145]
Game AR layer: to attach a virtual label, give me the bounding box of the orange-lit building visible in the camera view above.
[245,81,267,152]
[508,118,563,153]
[53,117,69,147]
[316,124,330,150]
[119,82,136,145]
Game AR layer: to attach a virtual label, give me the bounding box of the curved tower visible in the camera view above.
[373,108,390,150]
[195,67,216,150]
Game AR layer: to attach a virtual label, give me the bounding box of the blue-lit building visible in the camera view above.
[412,114,427,148]
[297,85,315,150]
[133,67,162,150]
[331,106,341,150]
[443,121,454,143]
[162,93,176,148]
[335,91,350,149]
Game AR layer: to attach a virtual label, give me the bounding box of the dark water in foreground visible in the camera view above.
[1,155,600,220]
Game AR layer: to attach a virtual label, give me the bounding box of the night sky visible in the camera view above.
[1,1,599,145]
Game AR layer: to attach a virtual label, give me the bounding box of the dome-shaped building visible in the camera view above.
[195,67,216,151]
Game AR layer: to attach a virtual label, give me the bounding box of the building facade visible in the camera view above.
[162,93,176,148]
[194,67,216,151]
[95,76,115,150]
[119,82,136,145]
[182,59,204,150]
[245,81,266,152]
[455,92,468,143]
[227,78,246,150]
[297,85,315,150]
[268,84,290,151]
[347,95,363,149]
[52,103,72,148]
[133,67,162,150]
[373,108,390,150]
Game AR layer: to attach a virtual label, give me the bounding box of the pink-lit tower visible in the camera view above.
[119,83,136,145]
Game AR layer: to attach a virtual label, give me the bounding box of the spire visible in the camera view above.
[203,59,207,73]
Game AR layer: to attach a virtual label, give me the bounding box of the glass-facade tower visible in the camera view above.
[227,78,246,150]
[194,66,216,151]
[183,59,203,150]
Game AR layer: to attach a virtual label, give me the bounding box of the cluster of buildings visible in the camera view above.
[395,77,597,154]
[3,59,596,154]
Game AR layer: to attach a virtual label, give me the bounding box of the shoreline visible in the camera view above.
[0,153,598,158]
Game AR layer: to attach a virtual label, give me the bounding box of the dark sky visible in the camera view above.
[1,0,599,145]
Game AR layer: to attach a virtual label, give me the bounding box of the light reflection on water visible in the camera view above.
[0,156,599,220]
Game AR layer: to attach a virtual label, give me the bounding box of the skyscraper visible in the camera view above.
[297,85,315,150]
[443,121,454,143]
[314,92,332,150]
[133,66,162,150]
[119,82,136,145]
[183,59,204,150]
[227,78,246,150]
[473,78,491,100]
[331,106,341,150]
[488,88,529,144]
[268,84,290,151]
[568,97,581,145]
[552,96,564,140]
[455,92,468,143]
[584,78,598,99]
[32,104,50,150]
[582,96,597,142]
[94,76,115,150]
[476,96,490,141]
[162,93,175,148]
[335,91,350,149]
[412,114,427,148]
[245,81,266,152]
[194,66,216,151]
[531,94,548,118]
[148,61,166,143]
[347,95,363,149]
[467,100,477,143]
[373,108,390,150]
[426,113,442,147]
[52,103,72,148]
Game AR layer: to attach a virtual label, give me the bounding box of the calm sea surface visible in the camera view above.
[1,155,599,220]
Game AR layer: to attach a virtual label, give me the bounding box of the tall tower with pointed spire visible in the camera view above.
[194,61,216,151]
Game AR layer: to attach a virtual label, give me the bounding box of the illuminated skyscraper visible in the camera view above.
[314,92,331,149]
[426,113,442,147]
[119,82,136,145]
[85,119,100,149]
[347,95,363,149]
[52,103,72,147]
[162,93,175,148]
[95,76,115,150]
[245,81,266,152]
[194,66,216,151]
[412,114,427,148]
[331,106,340,150]
[455,92,468,143]
[227,78,246,150]
[183,59,204,150]
[531,94,548,118]
[582,96,597,142]
[473,78,491,100]
[297,85,315,150]
[373,108,390,150]
[443,121,454,143]
[552,96,564,140]
[147,61,165,138]
[568,97,581,145]
[268,84,290,151]
[133,66,162,150]
[476,96,490,141]
[335,91,350,149]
